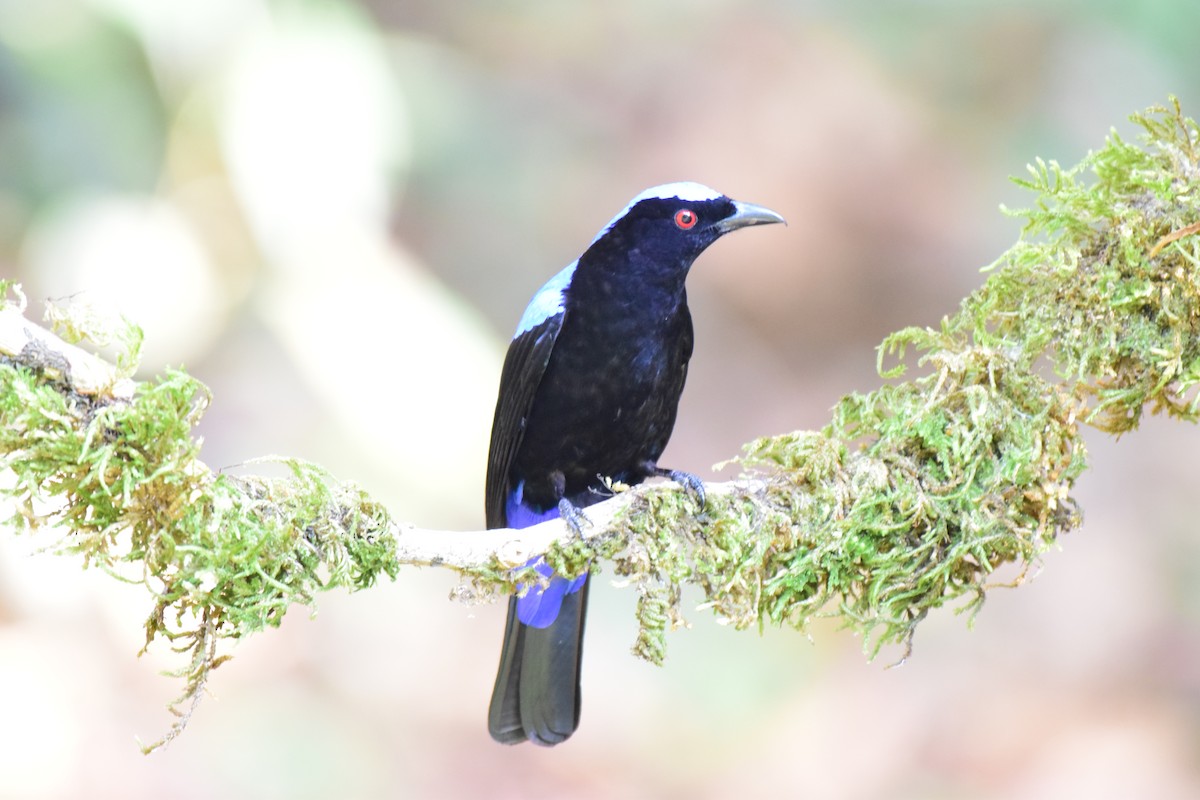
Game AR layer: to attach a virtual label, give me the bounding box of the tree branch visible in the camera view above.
[3,99,1200,751]
[0,297,135,399]
[389,478,765,572]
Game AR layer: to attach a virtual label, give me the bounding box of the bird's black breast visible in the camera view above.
[511,271,694,511]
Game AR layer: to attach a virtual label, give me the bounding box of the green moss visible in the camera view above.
[0,322,399,750]
[42,295,144,377]
[605,99,1193,660]
[2,99,1199,748]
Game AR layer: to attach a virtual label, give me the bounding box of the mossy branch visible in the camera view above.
[2,99,1199,752]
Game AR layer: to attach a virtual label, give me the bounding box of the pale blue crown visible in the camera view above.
[512,182,723,338]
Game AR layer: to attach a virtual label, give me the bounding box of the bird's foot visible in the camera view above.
[643,462,706,509]
[557,497,592,535]
[667,469,707,509]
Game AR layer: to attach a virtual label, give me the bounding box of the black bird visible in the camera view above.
[486,182,785,745]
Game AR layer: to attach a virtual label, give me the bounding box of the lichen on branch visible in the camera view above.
[1,98,1198,750]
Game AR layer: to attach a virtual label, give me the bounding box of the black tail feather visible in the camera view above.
[488,581,589,745]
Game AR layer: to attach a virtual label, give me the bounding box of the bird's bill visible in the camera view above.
[715,200,787,233]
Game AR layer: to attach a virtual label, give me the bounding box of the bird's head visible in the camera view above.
[585,181,785,274]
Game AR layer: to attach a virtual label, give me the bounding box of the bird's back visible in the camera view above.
[509,268,694,510]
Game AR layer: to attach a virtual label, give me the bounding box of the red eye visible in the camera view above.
[674,209,698,230]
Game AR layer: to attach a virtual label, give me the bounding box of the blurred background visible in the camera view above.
[2,0,1200,797]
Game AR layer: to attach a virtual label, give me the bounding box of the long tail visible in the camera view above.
[487,580,589,745]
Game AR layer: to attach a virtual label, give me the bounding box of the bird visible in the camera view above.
[485,181,785,745]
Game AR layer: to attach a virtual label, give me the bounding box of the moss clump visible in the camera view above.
[2,99,1199,747]
[599,98,1196,661]
[970,100,1200,431]
[597,346,1083,663]
[0,315,397,751]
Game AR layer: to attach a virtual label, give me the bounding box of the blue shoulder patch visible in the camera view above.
[514,261,576,337]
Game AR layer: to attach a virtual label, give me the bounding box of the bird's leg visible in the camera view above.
[552,470,591,535]
[641,460,706,509]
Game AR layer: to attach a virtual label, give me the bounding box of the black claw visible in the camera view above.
[558,497,591,535]
[640,460,706,509]
[667,469,706,509]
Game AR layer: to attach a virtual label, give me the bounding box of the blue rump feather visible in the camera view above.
[505,482,587,629]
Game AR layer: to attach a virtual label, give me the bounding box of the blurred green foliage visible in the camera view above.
[0,8,165,213]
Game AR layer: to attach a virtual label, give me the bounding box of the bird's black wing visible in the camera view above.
[485,313,564,529]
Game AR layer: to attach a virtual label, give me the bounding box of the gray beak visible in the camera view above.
[715,200,787,233]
